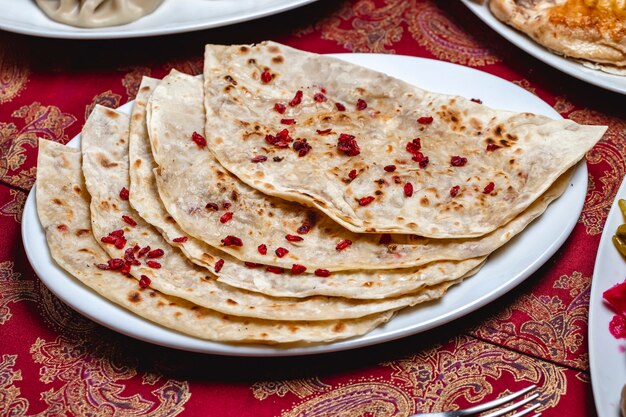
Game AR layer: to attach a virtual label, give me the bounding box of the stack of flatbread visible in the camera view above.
[35,41,606,346]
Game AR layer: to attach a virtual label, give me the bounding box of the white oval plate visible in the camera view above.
[0,0,318,39]
[461,0,626,95]
[22,53,587,356]
[589,177,626,417]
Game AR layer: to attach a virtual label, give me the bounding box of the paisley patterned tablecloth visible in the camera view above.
[1,1,623,415]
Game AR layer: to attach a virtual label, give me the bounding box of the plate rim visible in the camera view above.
[589,176,626,417]
[461,0,626,95]
[0,0,320,40]
[22,53,588,356]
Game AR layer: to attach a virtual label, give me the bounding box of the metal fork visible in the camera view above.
[411,385,541,417]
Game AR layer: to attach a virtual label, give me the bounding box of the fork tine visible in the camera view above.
[460,385,537,415]
[481,393,539,417]
[483,394,539,417]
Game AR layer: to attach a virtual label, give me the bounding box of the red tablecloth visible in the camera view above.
[1,1,623,415]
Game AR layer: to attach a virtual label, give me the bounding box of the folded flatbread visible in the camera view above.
[201,41,605,237]
[36,0,164,28]
[36,139,393,343]
[83,104,468,319]
[148,70,578,274]
[132,76,484,299]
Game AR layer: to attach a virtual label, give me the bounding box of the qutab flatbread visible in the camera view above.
[36,139,394,344]
[83,104,460,320]
[148,70,580,273]
[201,41,605,237]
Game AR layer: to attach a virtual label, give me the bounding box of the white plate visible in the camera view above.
[589,178,626,417]
[0,0,318,39]
[22,54,587,356]
[461,0,626,95]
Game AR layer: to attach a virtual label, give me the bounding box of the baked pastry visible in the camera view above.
[490,0,626,71]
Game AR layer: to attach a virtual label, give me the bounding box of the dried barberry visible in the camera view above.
[356,98,367,110]
[251,155,268,163]
[214,258,225,272]
[147,249,164,259]
[119,187,129,201]
[172,236,188,243]
[337,133,360,157]
[291,264,307,275]
[220,212,234,223]
[483,182,495,194]
[417,116,433,125]
[404,182,414,197]
[191,132,207,148]
[450,185,460,197]
[358,196,375,206]
[289,90,303,107]
[139,275,151,288]
[258,244,268,255]
[274,102,286,114]
[275,247,289,258]
[222,235,243,247]
[314,269,331,277]
[336,239,352,251]
[286,234,304,242]
[122,215,137,227]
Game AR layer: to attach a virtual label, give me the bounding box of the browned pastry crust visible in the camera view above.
[490,0,626,68]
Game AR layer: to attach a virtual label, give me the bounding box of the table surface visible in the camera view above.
[1,1,624,416]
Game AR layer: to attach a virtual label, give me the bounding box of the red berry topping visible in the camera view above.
[313,93,327,102]
[220,212,234,224]
[110,230,124,237]
[384,165,396,172]
[450,156,468,167]
[251,155,268,163]
[205,202,219,211]
[337,133,360,157]
[486,143,501,152]
[214,258,224,272]
[286,234,304,242]
[137,246,150,258]
[172,236,188,243]
[108,258,125,270]
[289,90,303,107]
[297,223,311,234]
[146,260,161,269]
[275,247,289,258]
[119,187,129,201]
[417,116,434,125]
[358,196,375,206]
[335,239,352,251]
[245,262,261,268]
[450,185,460,197]
[335,102,346,111]
[147,249,164,258]
[348,169,358,180]
[139,275,151,288]
[222,235,243,247]
[291,264,307,275]
[314,269,331,277]
[114,237,127,249]
[483,182,495,194]
[293,138,312,157]
[274,102,286,114]
[122,215,137,227]
[280,118,296,125]
[356,98,367,110]
[471,98,482,104]
[266,266,284,274]
[191,132,207,148]
[261,69,272,83]
[404,182,414,197]
[257,244,268,255]
[316,128,332,135]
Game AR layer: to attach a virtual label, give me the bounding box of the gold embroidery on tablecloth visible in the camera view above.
[384,336,566,413]
[0,261,36,325]
[553,96,576,115]
[163,58,204,77]
[512,79,538,95]
[36,280,95,335]
[1,103,75,189]
[253,378,331,400]
[313,0,408,53]
[280,381,414,417]
[406,2,499,66]
[568,110,625,235]
[85,90,122,121]
[0,354,29,415]
[0,189,26,223]
[28,335,191,416]
[0,42,30,104]
[472,272,590,370]
[122,67,152,101]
